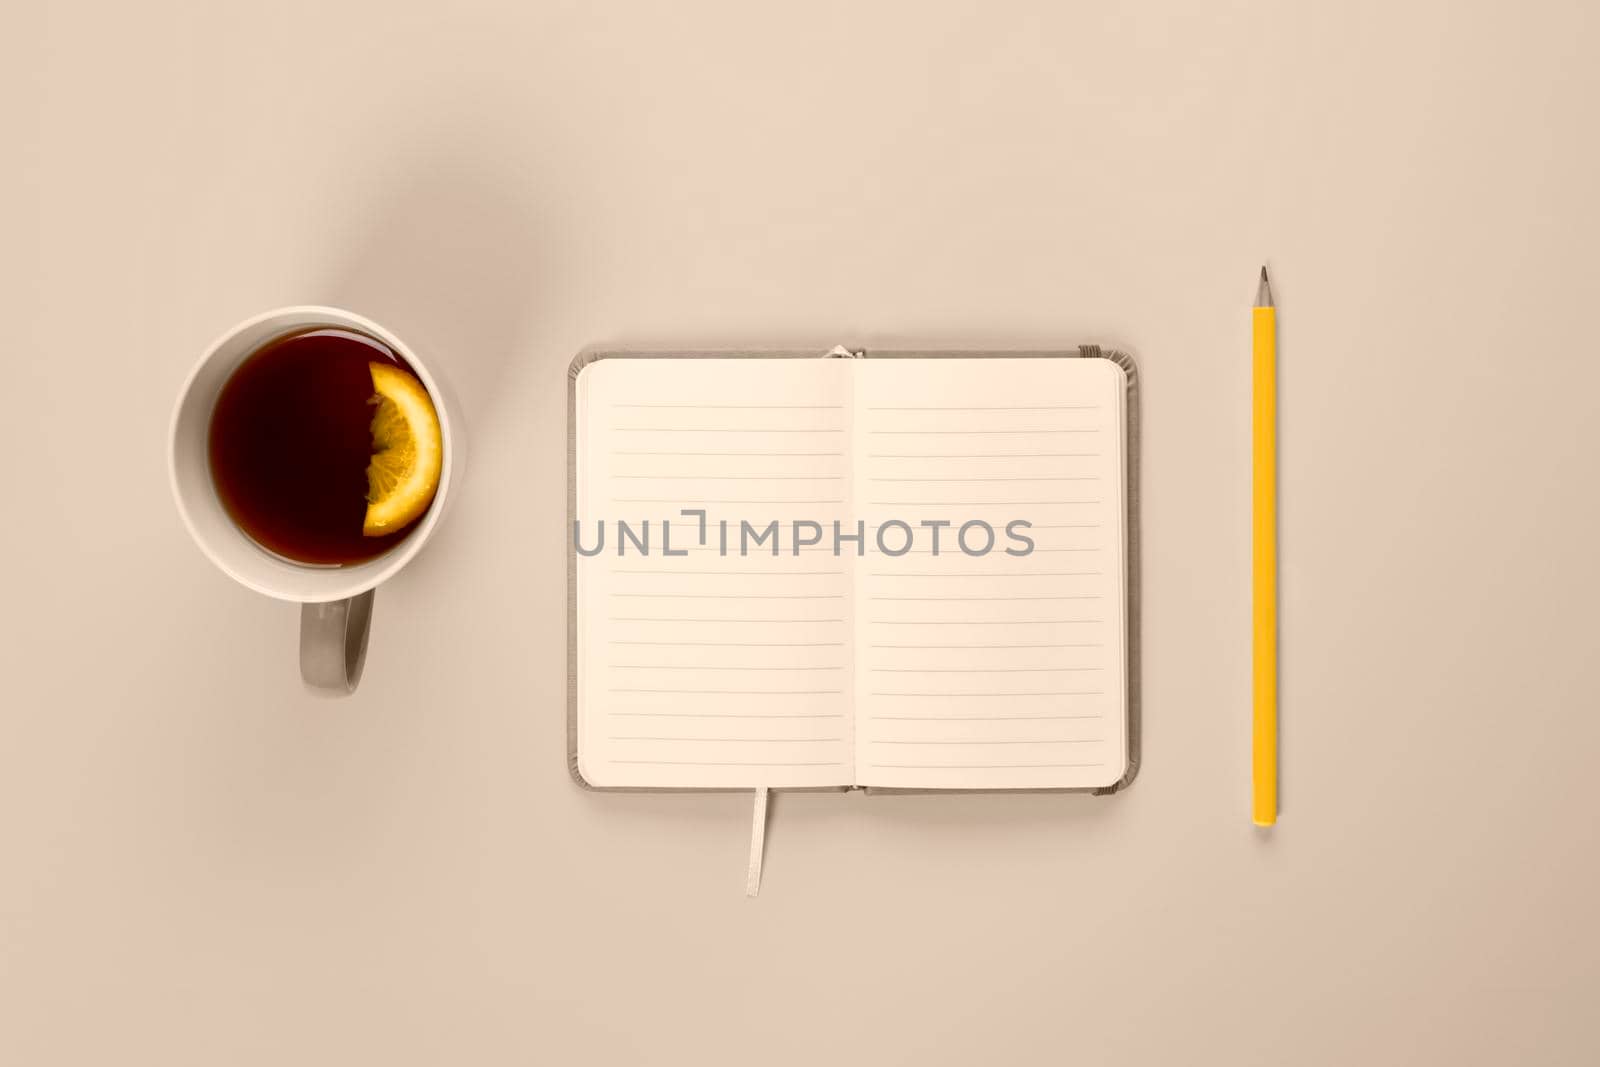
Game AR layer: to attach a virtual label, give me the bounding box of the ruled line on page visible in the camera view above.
[868,667,1104,673]
[592,521,864,534]
[867,572,1102,578]
[610,736,846,743]
[857,550,1107,559]
[609,688,846,695]
[610,593,847,600]
[611,404,845,410]
[610,570,848,576]
[610,665,845,671]
[868,643,1103,649]
[610,641,848,647]
[863,522,1102,530]
[872,714,1104,721]
[868,619,1102,625]
[612,498,846,504]
[870,739,1106,745]
[613,760,847,767]
[868,763,1104,770]
[612,427,846,433]
[608,712,847,719]
[868,691,1103,697]
[612,451,847,457]
[601,521,851,531]
[611,475,846,480]
[593,546,826,554]
[869,452,1103,458]
[867,429,1101,435]
[867,477,1099,482]
[609,617,846,623]
[867,405,1103,412]
[870,511,1107,518]
[594,550,846,558]
[867,595,1102,601]
[866,500,1102,506]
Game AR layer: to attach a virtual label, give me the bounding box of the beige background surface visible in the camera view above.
[4,2,1599,1064]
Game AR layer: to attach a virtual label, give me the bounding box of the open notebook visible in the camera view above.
[568,348,1139,795]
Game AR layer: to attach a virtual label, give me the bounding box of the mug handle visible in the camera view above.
[299,590,375,694]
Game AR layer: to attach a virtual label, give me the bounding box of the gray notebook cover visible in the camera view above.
[567,346,1141,796]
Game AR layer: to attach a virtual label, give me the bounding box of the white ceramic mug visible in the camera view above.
[169,307,463,694]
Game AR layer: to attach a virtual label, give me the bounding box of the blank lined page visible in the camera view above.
[853,358,1128,790]
[575,358,855,789]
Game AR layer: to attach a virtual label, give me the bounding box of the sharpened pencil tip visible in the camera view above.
[1255,266,1274,308]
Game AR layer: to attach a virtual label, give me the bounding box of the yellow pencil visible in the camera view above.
[1252,266,1278,826]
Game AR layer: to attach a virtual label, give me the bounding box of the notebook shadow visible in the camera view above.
[574,330,1145,831]
[588,327,1142,358]
[592,788,1125,834]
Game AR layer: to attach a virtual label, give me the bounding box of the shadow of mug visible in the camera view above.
[315,150,542,449]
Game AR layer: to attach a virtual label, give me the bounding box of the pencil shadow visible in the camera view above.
[1271,280,1287,818]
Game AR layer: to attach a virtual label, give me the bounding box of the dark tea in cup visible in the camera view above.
[208,327,441,565]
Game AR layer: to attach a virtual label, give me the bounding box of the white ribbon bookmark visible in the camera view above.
[746,787,770,898]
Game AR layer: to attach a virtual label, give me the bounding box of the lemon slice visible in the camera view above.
[363,362,443,537]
